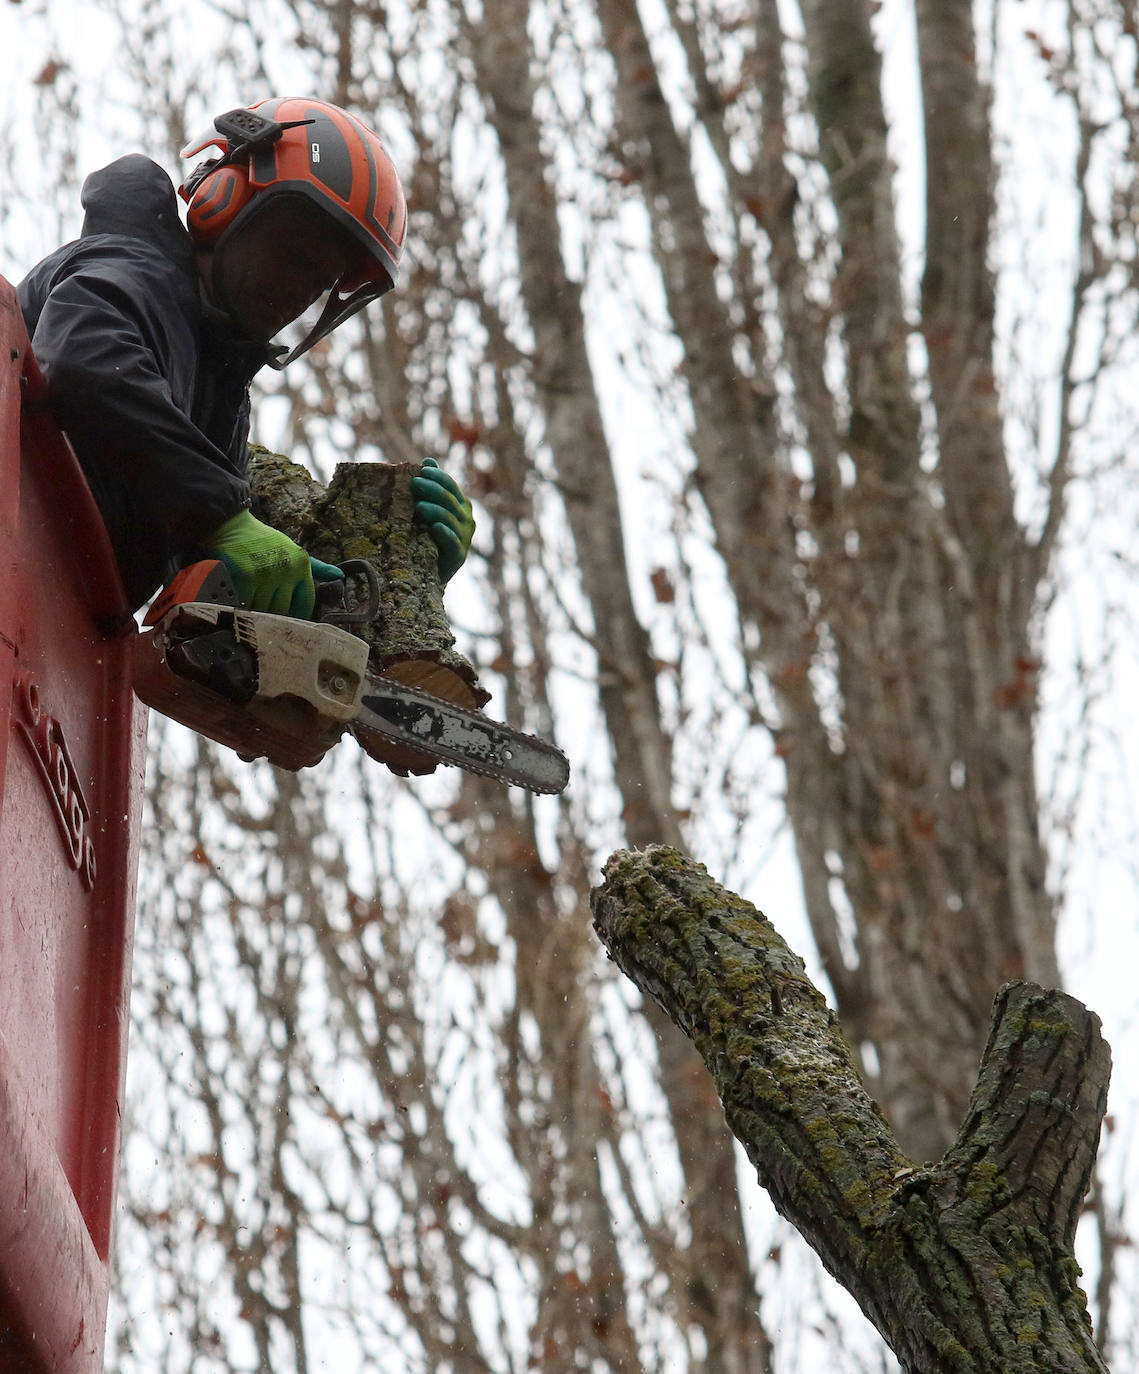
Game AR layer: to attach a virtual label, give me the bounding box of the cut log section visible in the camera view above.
[249,446,489,774]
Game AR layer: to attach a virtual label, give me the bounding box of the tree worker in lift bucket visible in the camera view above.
[17,97,474,617]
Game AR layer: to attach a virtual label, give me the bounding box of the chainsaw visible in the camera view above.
[132,559,569,793]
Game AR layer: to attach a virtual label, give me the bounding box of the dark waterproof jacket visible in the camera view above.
[18,154,270,610]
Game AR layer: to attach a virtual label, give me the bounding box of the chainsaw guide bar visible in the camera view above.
[353,677,569,794]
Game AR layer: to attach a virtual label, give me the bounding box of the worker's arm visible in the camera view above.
[411,459,475,583]
[25,258,251,544]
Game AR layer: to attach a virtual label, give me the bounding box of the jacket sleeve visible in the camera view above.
[26,257,250,544]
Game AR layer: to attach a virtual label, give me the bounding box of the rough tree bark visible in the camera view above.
[248,446,485,702]
[248,446,488,771]
[592,847,1112,1374]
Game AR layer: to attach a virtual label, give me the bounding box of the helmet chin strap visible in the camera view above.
[266,279,389,369]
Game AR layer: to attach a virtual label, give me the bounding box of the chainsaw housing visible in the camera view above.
[133,602,370,769]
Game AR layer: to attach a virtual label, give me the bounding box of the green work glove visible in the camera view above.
[205,509,334,619]
[410,458,475,584]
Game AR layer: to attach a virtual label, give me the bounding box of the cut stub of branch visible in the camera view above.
[591,847,1112,1374]
[249,447,489,773]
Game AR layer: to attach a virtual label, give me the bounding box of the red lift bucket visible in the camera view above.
[0,279,147,1370]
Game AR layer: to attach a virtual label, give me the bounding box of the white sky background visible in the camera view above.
[3,0,1139,1366]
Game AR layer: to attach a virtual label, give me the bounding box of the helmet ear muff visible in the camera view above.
[185,163,256,245]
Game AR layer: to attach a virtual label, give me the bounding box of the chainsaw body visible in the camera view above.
[133,602,369,770]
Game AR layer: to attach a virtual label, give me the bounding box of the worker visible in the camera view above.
[17,97,474,616]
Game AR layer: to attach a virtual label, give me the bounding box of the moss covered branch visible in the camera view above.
[591,847,1111,1373]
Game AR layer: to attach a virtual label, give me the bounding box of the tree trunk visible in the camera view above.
[470,13,771,1366]
[592,847,1112,1374]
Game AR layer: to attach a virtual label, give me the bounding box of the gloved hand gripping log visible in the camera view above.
[201,458,475,619]
[243,448,489,768]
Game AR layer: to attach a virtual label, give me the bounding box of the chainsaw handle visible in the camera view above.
[316,558,381,627]
[143,560,241,626]
[147,557,380,629]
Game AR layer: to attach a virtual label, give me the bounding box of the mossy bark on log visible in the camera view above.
[591,847,1112,1374]
[248,446,488,772]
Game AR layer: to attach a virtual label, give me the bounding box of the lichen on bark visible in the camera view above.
[591,846,1112,1374]
[249,446,485,700]
[248,445,488,773]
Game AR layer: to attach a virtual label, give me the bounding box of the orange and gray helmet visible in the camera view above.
[179,97,408,365]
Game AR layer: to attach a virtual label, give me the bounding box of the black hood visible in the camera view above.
[80,153,195,268]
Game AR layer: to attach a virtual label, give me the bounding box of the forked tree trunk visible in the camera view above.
[592,847,1112,1374]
